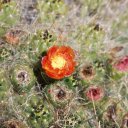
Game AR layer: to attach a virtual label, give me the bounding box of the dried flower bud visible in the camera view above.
[4,29,26,45]
[46,83,73,107]
[85,86,104,101]
[79,63,95,81]
[114,56,128,72]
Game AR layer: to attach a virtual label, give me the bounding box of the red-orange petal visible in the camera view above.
[47,45,58,59]
[45,70,66,79]
[65,61,75,76]
[56,46,75,59]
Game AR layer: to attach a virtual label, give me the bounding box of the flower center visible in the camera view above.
[51,56,66,69]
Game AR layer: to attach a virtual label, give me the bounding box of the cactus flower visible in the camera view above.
[41,45,76,79]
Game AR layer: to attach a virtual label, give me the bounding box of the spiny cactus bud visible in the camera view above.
[9,64,36,94]
[46,82,74,107]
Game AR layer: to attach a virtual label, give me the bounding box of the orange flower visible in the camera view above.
[41,45,76,79]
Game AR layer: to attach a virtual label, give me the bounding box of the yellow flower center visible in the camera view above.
[51,56,66,69]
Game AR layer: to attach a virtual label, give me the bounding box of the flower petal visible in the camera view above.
[47,45,58,59]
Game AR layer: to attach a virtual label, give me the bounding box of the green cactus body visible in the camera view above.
[25,94,53,128]
[0,69,9,101]
[9,64,36,94]
[70,106,90,128]
[52,107,88,128]
[0,44,13,61]
[46,82,74,107]
[28,29,56,63]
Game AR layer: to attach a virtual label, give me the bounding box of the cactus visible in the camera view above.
[9,63,36,94]
[0,68,9,101]
[0,43,13,61]
[45,82,74,107]
[24,94,54,128]
[0,0,128,128]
